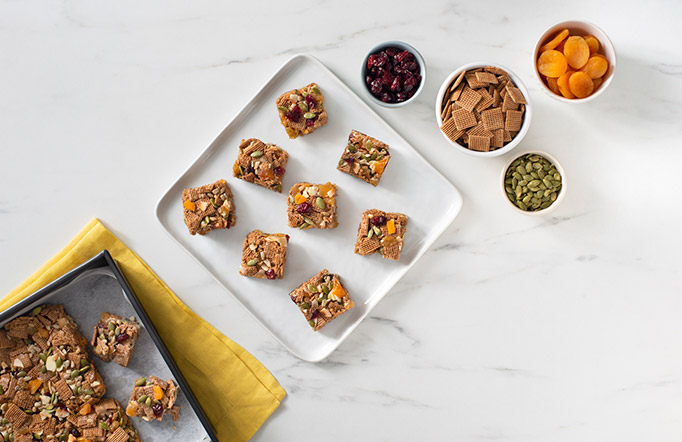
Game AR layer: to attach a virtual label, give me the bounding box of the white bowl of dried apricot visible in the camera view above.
[534,21,616,102]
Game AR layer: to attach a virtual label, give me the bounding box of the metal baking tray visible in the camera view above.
[0,250,217,441]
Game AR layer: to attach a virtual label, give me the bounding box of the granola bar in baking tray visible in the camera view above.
[0,251,217,442]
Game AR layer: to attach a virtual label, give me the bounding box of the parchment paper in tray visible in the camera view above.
[2,268,211,442]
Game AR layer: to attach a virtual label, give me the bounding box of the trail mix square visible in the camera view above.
[126,376,180,422]
[287,182,338,229]
[239,229,289,280]
[337,130,391,187]
[354,209,409,261]
[439,66,527,152]
[182,179,236,235]
[289,270,354,331]
[276,82,328,139]
[0,304,141,442]
[91,312,140,367]
[233,138,288,192]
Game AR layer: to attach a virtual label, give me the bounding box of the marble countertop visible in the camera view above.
[2,0,681,440]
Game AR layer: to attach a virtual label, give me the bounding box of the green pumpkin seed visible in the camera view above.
[365,140,372,150]
[145,397,152,406]
[277,106,289,112]
[16,371,26,378]
[322,284,331,295]
[348,144,356,152]
[307,284,318,293]
[99,422,109,430]
[83,388,94,396]
[300,302,310,309]
[250,150,264,158]
[338,159,345,166]
[108,322,115,331]
[40,353,47,363]
[56,357,62,369]
[372,226,381,236]
[316,197,326,209]
[308,319,315,327]
[138,394,148,403]
[304,217,314,226]
[31,306,42,316]
[210,198,218,209]
[247,259,258,266]
[312,87,321,94]
[303,112,316,119]
[238,165,244,175]
[298,102,309,112]
[367,229,374,239]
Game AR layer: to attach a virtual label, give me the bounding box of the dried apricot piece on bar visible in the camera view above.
[537,50,568,78]
[581,55,609,79]
[563,36,590,69]
[540,28,569,52]
[568,71,594,98]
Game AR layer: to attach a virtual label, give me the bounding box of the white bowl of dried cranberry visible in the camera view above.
[435,62,532,157]
[361,41,426,107]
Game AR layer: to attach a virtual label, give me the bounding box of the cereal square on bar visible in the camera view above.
[289,269,354,331]
[182,179,236,235]
[91,312,141,367]
[126,376,180,422]
[354,209,408,261]
[233,138,288,192]
[287,182,338,229]
[275,82,328,139]
[239,229,289,280]
[337,130,391,187]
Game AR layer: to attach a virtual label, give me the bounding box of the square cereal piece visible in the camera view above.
[287,182,338,229]
[337,130,391,187]
[469,135,491,152]
[182,179,236,235]
[233,138,288,192]
[505,109,524,131]
[481,107,505,131]
[275,82,328,139]
[354,209,408,261]
[289,270,354,332]
[126,376,180,422]
[452,108,477,131]
[455,86,482,112]
[91,312,141,367]
[239,230,289,280]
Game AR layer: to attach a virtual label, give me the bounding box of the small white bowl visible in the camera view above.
[435,62,532,158]
[361,41,426,108]
[534,20,616,103]
[500,150,566,216]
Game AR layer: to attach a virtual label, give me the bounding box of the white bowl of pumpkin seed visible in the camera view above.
[500,150,565,215]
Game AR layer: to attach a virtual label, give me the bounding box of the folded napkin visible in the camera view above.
[1,218,285,442]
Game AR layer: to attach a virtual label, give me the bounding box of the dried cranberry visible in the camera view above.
[246,166,255,174]
[367,52,388,68]
[305,118,315,127]
[385,47,399,57]
[305,94,317,109]
[365,75,373,85]
[286,105,302,122]
[390,77,402,91]
[285,234,290,242]
[396,92,408,101]
[395,50,413,63]
[370,79,383,95]
[274,166,285,175]
[290,294,296,302]
[380,92,392,102]
[296,202,311,214]
[311,310,320,319]
[115,333,129,343]
[152,403,163,417]
[265,269,276,280]
[370,215,387,226]
[70,429,81,437]
[343,157,355,164]
[403,61,418,72]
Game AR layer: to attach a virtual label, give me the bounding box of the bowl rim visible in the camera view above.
[361,40,427,108]
[533,20,617,104]
[499,149,567,216]
[435,61,532,158]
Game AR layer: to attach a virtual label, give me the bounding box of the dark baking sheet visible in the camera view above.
[0,250,217,442]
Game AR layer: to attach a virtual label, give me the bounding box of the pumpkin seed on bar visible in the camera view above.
[250,150,264,158]
[316,197,325,209]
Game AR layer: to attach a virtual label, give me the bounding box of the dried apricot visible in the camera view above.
[581,56,609,79]
[537,50,568,78]
[568,72,594,98]
[540,29,569,52]
[546,77,560,95]
[583,35,600,54]
[557,71,576,99]
[592,77,603,91]
[563,36,590,69]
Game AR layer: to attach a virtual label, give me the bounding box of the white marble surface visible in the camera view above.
[1,0,682,440]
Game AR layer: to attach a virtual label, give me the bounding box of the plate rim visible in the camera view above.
[154,53,463,362]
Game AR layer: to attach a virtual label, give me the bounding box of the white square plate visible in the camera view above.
[156,54,462,362]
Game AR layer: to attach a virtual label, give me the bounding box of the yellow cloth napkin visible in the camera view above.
[1,218,285,442]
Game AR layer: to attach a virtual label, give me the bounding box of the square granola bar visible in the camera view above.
[289,270,354,331]
[287,182,338,229]
[275,82,328,139]
[182,179,236,235]
[233,138,288,192]
[91,312,141,367]
[354,209,409,261]
[126,376,180,422]
[239,229,289,280]
[337,130,391,186]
